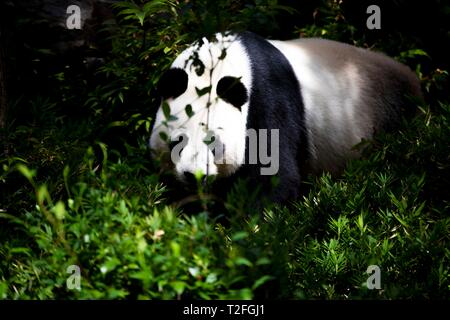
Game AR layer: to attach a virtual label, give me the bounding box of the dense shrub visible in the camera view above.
[285,103,450,298]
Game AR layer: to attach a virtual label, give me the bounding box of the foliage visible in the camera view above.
[0,0,449,299]
[285,102,450,298]
[1,149,275,299]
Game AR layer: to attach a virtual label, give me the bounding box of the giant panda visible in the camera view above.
[149,31,422,204]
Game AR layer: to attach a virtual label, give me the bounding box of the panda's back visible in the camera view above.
[269,38,421,174]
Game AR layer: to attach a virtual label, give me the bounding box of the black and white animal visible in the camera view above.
[150,31,422,203]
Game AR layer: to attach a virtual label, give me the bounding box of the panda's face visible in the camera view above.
[150,34,252,182]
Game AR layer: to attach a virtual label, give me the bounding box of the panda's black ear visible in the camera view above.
[216,76,248,110]
[158,68,188,99]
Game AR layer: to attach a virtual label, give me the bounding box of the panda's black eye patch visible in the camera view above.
[216,76,247,110]
[158,68,188,99]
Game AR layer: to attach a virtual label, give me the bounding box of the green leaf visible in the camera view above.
[162,101,171,120]
[16,164,36,182]
[205,273,217,284]
[51,201,66,220]
[159,131,168,142]
[136,11,145,26]
[185,104,194,118]
[405,49,429,58]
[137,239,147,253]
[188,267,200,277]
[130,269,153,283]
[37,185,50,204]
[195,86,212,97]
[170,241,180,257]
[231,231,248,241]
[63,165,70,180]
[117,200,129,215]
[9,247,32,256]
[0,282,8,299]
[101,257,121,274]
[143,0,169,15]
[234,257,253,267]
[170,281,186,295]
[252,275,274,290]
[107,288,128,299]
[193,58,205,76]
[256,257,271,265]
[108,121,127,128]
[218,49,227,60]
[194,170,204,182]
[167,115,178,122]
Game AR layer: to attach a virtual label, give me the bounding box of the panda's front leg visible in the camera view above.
[269,151,302,204]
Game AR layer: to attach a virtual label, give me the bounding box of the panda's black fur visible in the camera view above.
[233,32,308,203]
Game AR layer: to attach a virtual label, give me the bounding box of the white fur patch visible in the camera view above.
[150,33,252,180]
[269,39,371,173]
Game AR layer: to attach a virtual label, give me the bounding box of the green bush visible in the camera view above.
[0,146,279,299]
[1,102,448,299]
[285,103,450,298]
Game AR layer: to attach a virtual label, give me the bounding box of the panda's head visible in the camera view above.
[150,33,252,182]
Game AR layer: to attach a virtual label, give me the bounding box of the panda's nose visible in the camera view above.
[183,171,197,185]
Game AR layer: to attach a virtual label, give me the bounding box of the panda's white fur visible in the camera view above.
[150,33,253,178]
[150,32,421,201]
[269,38,421,174]
[270,39,372,173]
